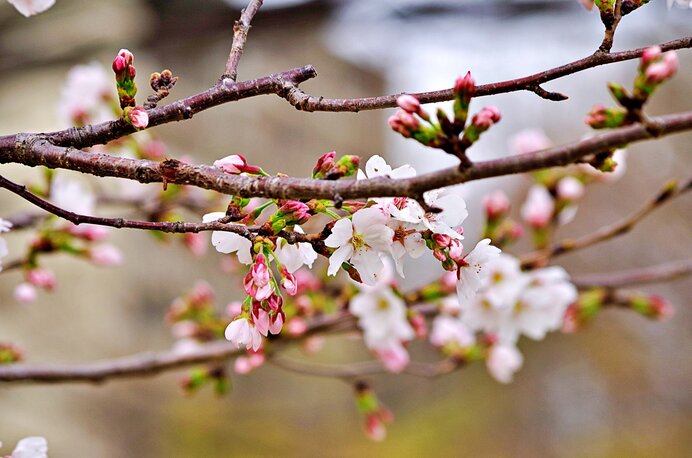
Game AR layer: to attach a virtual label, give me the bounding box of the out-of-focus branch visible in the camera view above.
[3,112,692,202]
[572,259,692,289]
[598,0,623,53]
[521,177,692,268]
[223,0,264,81]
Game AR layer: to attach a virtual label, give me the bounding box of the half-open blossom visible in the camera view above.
[455,239,502,300]
[213,154,262,174]
[279,266,298,295]
[126,106,149,129]
[324,208,394,285]
[225,317,262,351]
[521,185,554,229]
[8,0,55,17]
[202,212,253,265]
[244,253,273,301]
[273,226,318,273]
[486,343,523,384]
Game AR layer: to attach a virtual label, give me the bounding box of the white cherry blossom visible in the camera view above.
[324,207,394,285]
[202,212,253,265]
[430,315,475,348]
[388,218,425,277]
[456,238,502,301]
[356,154,416,181]
[51,176,96,215]
[225,317,262,351]
[58,62,113,126]
[8,0,55,17]
[420,189,468,239]
[521,184,554,229]
[274,225,318,273]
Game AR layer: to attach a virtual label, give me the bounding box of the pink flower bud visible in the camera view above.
[647,295,675,321]
[26,268,57,290]
[472,106,501,129]
[189,280,214,304]
[365,414,387,442]
[90,245,123,266]
[396,94,421,114]
[184,232,208,257]
[280,266,298,295]
[68,224,109,241]
[483,190,511,219]
[14,283,37,303]
[277,200,311,225]
[410,314,428,339]
[448,240,464,262]
[640,46,662,67]
[454,71,475,95]
[112,55,128,73]
[269,312,284,335]
[645,52,679,84]
[253,308,270,336]
[117,49,134,65]
[432,234,451,249]
[376,344,409,373]
[312,151,336,178]
[128,106,149,129]
[433,250,447,262]
[578,0,595,11]
[266,293,283,312]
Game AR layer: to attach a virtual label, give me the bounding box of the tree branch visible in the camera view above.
[572,259,692,289]
[521,177,691,267]
[3,111,692,202]
[0,37,687,151]
[223,0,264,81]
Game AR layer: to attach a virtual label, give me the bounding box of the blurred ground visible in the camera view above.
[0,1,690,457]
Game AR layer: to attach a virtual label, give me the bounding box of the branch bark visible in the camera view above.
[3,111,692,202]
[223,0,264,81]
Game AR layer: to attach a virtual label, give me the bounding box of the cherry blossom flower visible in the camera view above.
[521,185,554,229]
[51,176,96,215]
[455,239,502,301]
[244,254,273,301]
[14,283,37,303]
[511,129,551,155]
[388,218,426,277]
[202,212,253,265]
[420,189,468,239]
[357,155,416,181]
[225,317,262,351]
[556,176,585,201]
[89,245,123,266]
[58,63,113,126]
[8,0,55,17]
[10,436,48,458]
[273,226,317,273]
[430,315,475,348]
[324,207,394,285]
[486,343,523,384]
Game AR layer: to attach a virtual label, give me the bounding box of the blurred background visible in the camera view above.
[0,0,691,456]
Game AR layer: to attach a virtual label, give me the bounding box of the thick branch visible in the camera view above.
[521,177,691,267]
[572,259,692,289]
[3,112,692,202]
[223,0,264,81]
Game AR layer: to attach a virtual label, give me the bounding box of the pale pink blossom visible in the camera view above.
[521,185,554,229]
[10,436,48,458]
[324,207,394,285]
[641,46,662,66]
[286,317,308,336]
[486,343,523,384]
[51,176,96,215]
[388,218,425,277]
[8,0,55,17]
[213,154,261,174]
[184,232,208,257]
[645,52,679,84]
[253,308,271,336]
[556,176,585,201]
[225,317,262,351]
[58,63,113,125]
[14,283,37,303]
[511,129,551,155]
[375,342,410,373]
[202,212,253,265]
[226,301,243,319]
[430,315,475,348]
[244,254,273,301]
[68,224,109,241]
[269,312,284,335]
[90,245,123,266]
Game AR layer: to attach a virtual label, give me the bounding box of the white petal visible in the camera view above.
[8,0,55,17]
[11,436,48,458]
[324,218,353,248]
[352,207,387,230]
[365,155,392,178]
[351,250,384,285]
[202,212,226,223]
[327,244,352,277]
[362,224,394,253]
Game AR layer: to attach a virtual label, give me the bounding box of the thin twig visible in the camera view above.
[0,37,687,151]
[223,0,264,81]
[572,259,692,289]
[521,177,691,268]
[598,0,623,53]
[0,174,321,244]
